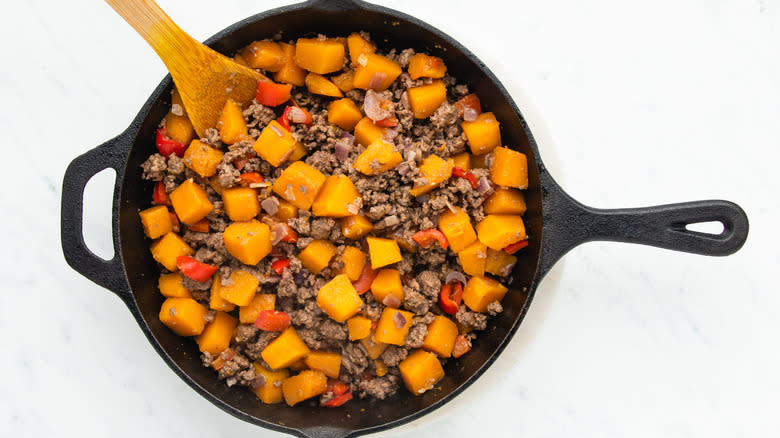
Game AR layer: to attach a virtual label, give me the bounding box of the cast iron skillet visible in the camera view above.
[60,1,749,436]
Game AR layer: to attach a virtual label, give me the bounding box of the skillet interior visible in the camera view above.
[119,1,543,435]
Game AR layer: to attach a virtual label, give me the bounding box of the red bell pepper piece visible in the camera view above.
[233,155,251,171]
[352,263,378,294]
[188,219,210,233]
[373,116,398,127]
[155,127,187,157]
[452,166,478,189]
[454,93,482,120]
[153,181,171,206]
[503,240,529,254]
[280,105,313,127]
[239,172,265,185]
[438,281,464,315]
[322,392,353,408]
[277,223,298,243]
[210,348,237,371]
[271,258,290,275]
[411,229,449,250]
[176,256,218,282]
[256,81,292,107]
[452,335,472,358]
[169,212,180,233]
[254,310,291,331]
[326,380,350,396]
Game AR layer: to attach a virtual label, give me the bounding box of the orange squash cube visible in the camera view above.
[252,363,289,404]
[221,187,260,222]
[209,274,236,312]
[457,241,488,277]
[484,248,517,277]
[169,179,214,225]
[471,153,489,169]
[282,369,328,406]
[288,359,308,371]
[399,350,444,395]
[463,276,509,313]
[158,297,208,336]
[316,274,363,322]
[239,293,276,324]
[360,335,388,359]
[407,80,448,119]
[274,42,306,86]
[462,112,501,155]
[475,215,527,250]
[275,198,299,221]
[374,307,414,346]
[370,269,403,306]
[305,73,344,97]
[366,237,403,269]
[422,315,459,357]
[218,269,260,306]
[216,99,248,145]
[158,272,192,299]
[409,155,454,196]
[196,311,238,354]
[353,53,402,91]
[150,232,194,271]
[253,120,299,167]
[331,70,356,93]
[452,152,471,171]
[327,98,363,131]
[490,146,529,189]
[288,141,307,162]
[347,32,375,66]
[353,140,403,175]
[294,38,345,74]
[241,40,285,72]
[183,140,224,178]
[437,206,477,252]
[304,351,342,379]
[139,205,173,239]
[353,117,388,146]
[407,53,447,80]
[312,175,361,218]
[222,219,272,265]
[484,187,527,215]
[299,239,337,274]
[341,215,374,240]
[339,246,366,281]
[271,161,327,210]
[347,316,372,341]
[165,112,195,146]
[261,327,311,370]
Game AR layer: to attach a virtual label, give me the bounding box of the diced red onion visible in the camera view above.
[383,294,401,308]
[287,107,308,123]
[270,124,285,138]
[476,177,493,195]
[250,375,267,389]
[444,199,458,214]
[261,197,280,216]
[334,140,351,161]
[340,131,355,142]
[382,128,398,143]
[499,262,516,277]
[396,162,411,176]
[463,107,478,122]
[383,215,400,227]
[263,274,282,284]
[368,72,387,90]
[293,272,306,284]
[393,311,407,328]
[403,150,416,162]
[363,90,394,122]
[271,223,289,245]
[270,248,285,258]
[415,194,430,204]
[445,271,468,286]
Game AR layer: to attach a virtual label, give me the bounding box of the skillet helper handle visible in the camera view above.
[61,133,131,301]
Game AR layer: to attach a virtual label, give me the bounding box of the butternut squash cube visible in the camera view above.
[253,120,299,167]
[347,32,375,66]
[196,311,238,354]
[437,207,477,252]
[471,153,489,169]
[150,232,194,271]
[294,38,345,74]
[241,40,285,72]
[409,155,454,196]
[407,80,448,119]
[209,273,236,312]
[353,117,387,146]
[139,205,173,239]
[271,161,327,210]
[452,152,471,171]
[353,53,402,91]
[183,140,224,178]
[316,274,363,322]
[222,219,272,265]
[261,327,311,370]
[484,187,527,215]
[312,175,361,218]
[305,73,344,97]
[375,360,389,377]
[289,359,308,371]
[158,272,192,299]
[462,112,501,155]
[399,349,444,395]
[221,187,260,222]
[347,316,372,341]
[457,241,488,277]
[370,269,403,306]
[341,215,374,240]
[339,246,366,281]
[299,239,337,274]
[490,146,529,189]
[328,98,363,131]
[275,199,299,221]
[331,70,356,93]
[366,237,403,269]
[353,140,403,175]
[360,335,388,359]
[407,53,447,80]
[239,293,276,324]
[208,176,223,195]
[274,42,306,86]
[304,351,342,379]
[374,307,414,346]
[422,315,459,357]
[159,297,208,336]
[169,178,214,225]
[282,369,328,406]
[165,112,195,146]
[463,276,509,313]
[216,99,248,145]
[252,363,289,404]
[218,269,260,306]
[484,248,517,277]
[475,215,527,250]
[288,141,307,162]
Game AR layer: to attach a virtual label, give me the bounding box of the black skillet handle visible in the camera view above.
[61,132,132,302]
[537,169,749,277]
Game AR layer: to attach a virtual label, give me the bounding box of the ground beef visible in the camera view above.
[455,306,488,331]
[310,218,335,239]
[359,375,400,400]
[141,153,167,180]
[486,300,503,316]
[380,346,408,367]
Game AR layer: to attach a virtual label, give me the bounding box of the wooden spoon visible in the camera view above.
[105,0,267,137]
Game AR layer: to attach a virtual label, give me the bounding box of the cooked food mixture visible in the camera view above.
[139,32,529,407]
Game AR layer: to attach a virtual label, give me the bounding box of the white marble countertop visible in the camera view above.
[2,0,778,436]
